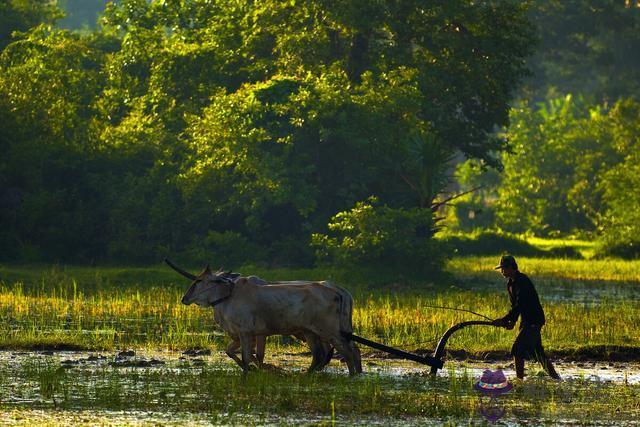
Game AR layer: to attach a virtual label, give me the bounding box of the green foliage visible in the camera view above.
[440,231,582,258]
[460,96,640,259]
[0,27,112,260]
[182,231,268,268]
[523,0,640,102]
[441,0,640,256]
[496,95,621,235]
[448,199,496,232]
[311,197,445,275]
[0,1,536,267]
[596,100,640,258]
[447,159,501,232]
[0,0,61,50]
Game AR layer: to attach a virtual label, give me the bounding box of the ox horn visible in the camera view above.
[164,258,197,281]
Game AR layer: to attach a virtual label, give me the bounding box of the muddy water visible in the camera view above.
[542,283,640,304]
[1,350,639,425]
[365,358,640,385]
[1,349,638,385]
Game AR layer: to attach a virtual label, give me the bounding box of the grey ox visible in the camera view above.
[166,260,362,375]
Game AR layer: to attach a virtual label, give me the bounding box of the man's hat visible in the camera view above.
[474,369,513,395]
[495,255,518,270]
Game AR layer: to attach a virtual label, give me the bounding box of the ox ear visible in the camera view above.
[204,264,212,274]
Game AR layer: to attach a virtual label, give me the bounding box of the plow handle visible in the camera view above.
[429,320,496,375]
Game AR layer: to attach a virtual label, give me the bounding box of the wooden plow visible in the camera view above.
[343,320,496,375]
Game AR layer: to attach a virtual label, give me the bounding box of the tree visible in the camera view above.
[0,26,111,260]
[0,0,537,267]
[597,99,640,258]
[523,0,640,102]
[0,0,61,50]
[495,95,621,235]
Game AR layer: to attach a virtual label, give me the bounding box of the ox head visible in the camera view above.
[164,258,240,307]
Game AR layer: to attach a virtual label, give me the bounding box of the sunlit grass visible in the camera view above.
[447,256,640,283]
[524,235,595,257]
[0,259,638,356]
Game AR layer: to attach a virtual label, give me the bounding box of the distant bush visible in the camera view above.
[182,231,267,269]
[595,239,640,260]
[265,236,316,268]
[441,231,582,258]
[545,245,583,259]
[311,197,446,277]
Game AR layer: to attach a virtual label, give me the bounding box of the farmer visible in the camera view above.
[492,255,561,380]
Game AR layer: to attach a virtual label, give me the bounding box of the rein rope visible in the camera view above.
[211,277,235,307]
[421,305,493,321]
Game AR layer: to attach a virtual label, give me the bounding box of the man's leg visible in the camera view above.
[539,353,561,380]
[534,327,561,380]
[514,356,525,379]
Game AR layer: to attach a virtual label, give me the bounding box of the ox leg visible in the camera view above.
[225,338,244,368]
[316,337,334,371]
[255,335,266,365]
[350,341,362,374]
[239,333,255,373]
[316,338,334,371]
[305,333,327,372]
[332,336,359,376]
[227,336,263,367]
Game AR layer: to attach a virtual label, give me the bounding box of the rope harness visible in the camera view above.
[187,277,235,307]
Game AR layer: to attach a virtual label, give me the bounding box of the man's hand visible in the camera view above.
[491,318,506,327]
[504,321,515,330]
[492,318,515,329]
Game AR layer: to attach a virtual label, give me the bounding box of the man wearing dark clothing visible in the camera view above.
[492,255,560,380]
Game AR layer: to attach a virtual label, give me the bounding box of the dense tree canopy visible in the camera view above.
[597,99,640,257]
[523,0,640,102]
[0,0,60,49]
[496,95,619,235]
[0,0,536,267]
[440,1,640,259]
[450,95,640,258]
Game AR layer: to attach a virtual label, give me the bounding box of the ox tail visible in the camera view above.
[334,285,355,334]
[319,281,355,334]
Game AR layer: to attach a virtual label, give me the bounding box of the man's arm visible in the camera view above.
[492,312,517,329]
[493,287,520,328]
[501,305,520,324]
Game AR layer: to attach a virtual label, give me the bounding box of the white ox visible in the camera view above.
[167,261,361,375]
[215,274,334,371]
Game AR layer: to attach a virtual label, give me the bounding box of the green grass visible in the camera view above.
[525,236,596,258]
[437,230,602,259]
[0,258,638,356]
[447,255,640,283]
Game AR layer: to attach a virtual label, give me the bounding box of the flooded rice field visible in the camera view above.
[1,349,639,425]
[1,260,639,424]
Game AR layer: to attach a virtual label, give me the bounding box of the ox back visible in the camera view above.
[267,280,354,334]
